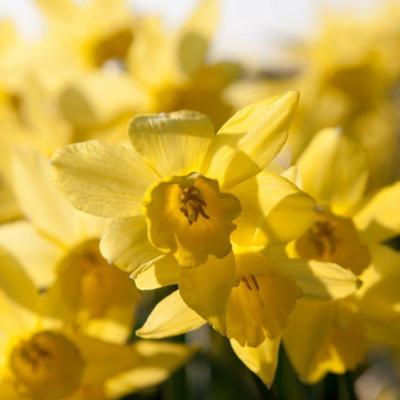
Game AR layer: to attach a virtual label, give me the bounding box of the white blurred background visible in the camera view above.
[0,0,390,66]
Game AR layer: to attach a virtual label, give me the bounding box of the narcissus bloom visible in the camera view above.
[282,127,400,383]
[0,148,138,343]
[53,92,360,363]
[35,0,135,74]
[0,248,194,400]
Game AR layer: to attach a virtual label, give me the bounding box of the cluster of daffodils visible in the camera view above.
[0,0,400,398]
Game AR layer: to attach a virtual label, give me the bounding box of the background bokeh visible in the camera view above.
[0,0,391,65]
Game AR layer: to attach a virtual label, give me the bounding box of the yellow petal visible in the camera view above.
[0,221,61,288]
[284,300,366,384]
[83,319,135,346]
[231,336,280,388]
[226,254,302,346]
[231,172,315,247]
[129,110,214,177]
[0,382,23,400]
[36,0,76,21]
[355,181,400,242]
[278,258,361,300]
[52,140,158,218]
[359,275,400,325]
[179,253,236,335]
[0,246,38,335]
[314,307,366,382]
[281,165,303,187]
[359,244,400,294]
[105,340,195,397]
[12,147,85,245]
[71,333,139,384]
[134,254,180,290]
[59,72,149,128]
[0,179,20,223]
[128,16,179,90]
[283,300,335,382]
[297,128,369,214]
[100,216,162,275]
[178,0,218,76]
[202,91,299,189]
[37,0,76,22]
[137,290,205,339]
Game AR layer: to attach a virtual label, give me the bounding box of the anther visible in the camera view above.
[180,185,210,224]
[310,221,339,257]
[242,275,260,291]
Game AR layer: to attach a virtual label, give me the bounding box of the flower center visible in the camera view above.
[308,220,339,258]
[10,331,85,400]
[296,210,371,275]
[93,28,133,66]
[57,239,138,318]
[144,173,241,267]
[179,185,210,224]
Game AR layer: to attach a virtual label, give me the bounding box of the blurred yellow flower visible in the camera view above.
[35,0,135,75]
[0,247,194,400]
[0,148,138,343]
[282,127,400,383]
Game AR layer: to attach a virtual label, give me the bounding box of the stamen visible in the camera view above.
[242,275,260,291]
[10,331,85,398]
[180,185,210,224]
[309,221,339,257]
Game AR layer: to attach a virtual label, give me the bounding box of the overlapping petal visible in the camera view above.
[202,91,299,189]
[0,247,39,335]
[231,172,315,247]
[52,140,158,218]
[105,341,195,397]
[129,110,214,177]
[355,180,400,242]
[231,336,281,388]
[0,221,61,288]
[134,254,180,290]
[179,253,237,335]
[297,127,369,215]
[137,290,205,339]
[100,216,162,275]
[278,258,361,300]
[13,147,84,245]
[226,255,302,346]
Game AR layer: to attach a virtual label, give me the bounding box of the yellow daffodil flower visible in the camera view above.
[0,147,138,343]
[281,127,400,383]
[35,0,135,72]
[52,93,360,387]
[0,247,194,400]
